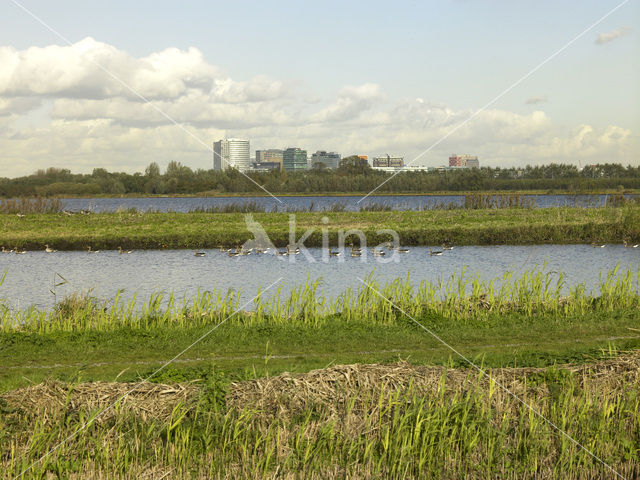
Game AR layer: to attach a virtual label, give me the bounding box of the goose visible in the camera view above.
[16,213,25,218]
[286,245,300,255]
[87,246,100,253]
[442,244,454,251]
[1,246,12,253]
[429,248,443,256]
[118,246,132,254]
[350,249,362,257]
[44,244,57,253]
[328,249,341,257]
[395,246,410,253]
[194,251,206,257]
[591,242,605,248]
[372,249,386,257]
[623,240,639,248]
[14,246,26,254]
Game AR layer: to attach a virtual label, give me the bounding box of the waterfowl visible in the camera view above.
[118,246,132,254]
[591,243,605,248]
[372,249,386,257]
[429,248,443,256]
[14,246,26,254]
[286,245,300,255]
[44,244,57,253]
[87,246,100,253]
[1,246,12,253]
[623,240,639,248]
[350,249,362,257]
[194,251,206,257]
[16,213,25,218]
[328,249,341,257]
[395,247,410,253]
[442,244,454,251]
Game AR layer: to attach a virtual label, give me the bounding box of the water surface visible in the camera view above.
[1,245,637,310]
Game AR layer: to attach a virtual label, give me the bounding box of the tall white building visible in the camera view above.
[213,138,251,172]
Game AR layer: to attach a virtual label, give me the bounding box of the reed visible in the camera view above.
[1,265,638,333]
[2,356,638,478]
[0,197,62,214]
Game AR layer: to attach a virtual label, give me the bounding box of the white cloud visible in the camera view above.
[309,83,383,123]
[0,38,637,177]
[595,26,632,45]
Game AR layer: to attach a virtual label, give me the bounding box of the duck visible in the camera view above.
[623,240,639,248]
[328,249,341,257]
[591,242,605,248]
[372,249,386,257]
[14,246,26,254]
[1,246,12,253]
[118,246,132,254]
[350,249,362,257]
[194,251,206,257]
[442,244,454,251]
[429,248,443,256]
[87,246,100,253]
[16,213,25,218]
[286,245,300,255]
[44,244,57,253]
[395,246,410,253]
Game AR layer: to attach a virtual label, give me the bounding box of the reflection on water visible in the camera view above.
[0,245,638,310]
[60,194,639,213]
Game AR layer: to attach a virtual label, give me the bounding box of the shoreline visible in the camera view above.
[1,206,638,250]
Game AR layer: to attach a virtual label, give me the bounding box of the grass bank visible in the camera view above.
[2,354,639,478]
[1,205,638,250]
[1,269,639,478]
[1,266,638,391]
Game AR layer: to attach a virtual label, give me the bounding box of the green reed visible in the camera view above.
[2,362,638,478]
[0,264,638,333]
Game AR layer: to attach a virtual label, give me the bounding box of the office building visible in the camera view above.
[372,155,404,168]
[449,154,479,168]
[311,151,341,169]
[283,147,308,172]
[213,138,251,172]
[255,149,283,170]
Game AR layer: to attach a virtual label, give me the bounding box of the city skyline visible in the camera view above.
[0,1,638,178]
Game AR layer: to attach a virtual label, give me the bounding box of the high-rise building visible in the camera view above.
[213,138,251,172]
[255,149,283,170]
[449,154,479,168]
[372,155,404,168]
[311,151,341,169]
[283,147,308,172]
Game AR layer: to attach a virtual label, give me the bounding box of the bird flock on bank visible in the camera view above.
[0,241,638,256]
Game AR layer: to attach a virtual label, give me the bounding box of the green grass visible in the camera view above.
[1,205,638,249]
[1,268,639,478]
[2,352,639,478]
[1,265,638,392]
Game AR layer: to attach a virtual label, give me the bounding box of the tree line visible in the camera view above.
[1,157,639,197]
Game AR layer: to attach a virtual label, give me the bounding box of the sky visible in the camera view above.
[0,0,638,177]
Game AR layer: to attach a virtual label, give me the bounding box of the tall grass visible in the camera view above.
[2,360,638,478]
[0,197,62,214]
[464,193,534,209]
[1,265,638,333]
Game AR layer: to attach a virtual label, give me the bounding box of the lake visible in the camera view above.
[1,245,637,310]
